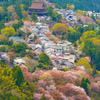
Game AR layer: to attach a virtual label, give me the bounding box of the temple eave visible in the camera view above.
[28,7,47,10]
[28,11,47,14]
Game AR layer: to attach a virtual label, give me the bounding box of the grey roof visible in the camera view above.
[64,60,73,66]
[9,36,25,43]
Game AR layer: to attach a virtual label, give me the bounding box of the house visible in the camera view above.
[39,25,49,30]
[56,34,61,38]
[45,48,54,54]
[32,28,39,33]
[28,33,35,38]
[54,45,64,55]
[93,12,100,18]
[32,49,42,55]
[14,57,25,65]
[86,11,93,16]
[35,44,42,51]
[40,39,47,45]
[66,10,74,13]
[54,8,59,12]
[27,44,35,49]
[63,53,75,63]
[60,60,74,69]
[36,22,43,26]
[23,20,31,26]
[52,67,58,71]
[83,25,89,27]
[9,36,25,43]
[57,41,72,52]
[65,13,77,22]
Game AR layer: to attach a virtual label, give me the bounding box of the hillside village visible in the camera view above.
[1,2,99,71]
[1,19,76,70]
[0,0,100,100]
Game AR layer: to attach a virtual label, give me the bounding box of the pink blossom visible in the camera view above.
[38,80,47,88]
[33,93,42,100]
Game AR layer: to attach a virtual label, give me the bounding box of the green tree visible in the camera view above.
[73,42,77,47]
[55,4,60,8]
[81,77,88,94]
[47,6,62,21]
[11,42,27,53]
[92,65,98,76]
[37,63,44,69]
[85,78,90,84]
[1,27,16,37]
[12,66,24,87]
[0,46,6,52]
[40,94,46,100]
[12,20,23,31]
[16,29,23,37]
[31,11,37,22]
[33,35,37,41]
[39,53,52,66]
[3,68,7,76]
[20,51,26,57]
[91,14,95,21]
[15,3,22,18]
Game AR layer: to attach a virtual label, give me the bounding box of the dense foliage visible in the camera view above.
[49,0,100,12]
[0,0,34,8]
[82,40,100,70]
[52,23,83,42]
[38,53,52,69]
[11,42,27,57]
[31,11,38,22]
[1,27,16,37]
[47,6,62,22]
[0,62,35,100]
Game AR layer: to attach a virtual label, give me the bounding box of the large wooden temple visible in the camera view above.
[28,2,47,16]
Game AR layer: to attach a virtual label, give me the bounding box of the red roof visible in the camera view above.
[22,20,31,24]
[56,34,61,37]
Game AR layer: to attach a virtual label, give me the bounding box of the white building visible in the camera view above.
[57,41,72,52]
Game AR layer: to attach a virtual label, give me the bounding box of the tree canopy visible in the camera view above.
[1,27,16,37]
[31,11,37,22]
[38,53,52,69]
[52,23,68,35]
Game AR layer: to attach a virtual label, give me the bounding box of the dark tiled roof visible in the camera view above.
[29,2,46,9]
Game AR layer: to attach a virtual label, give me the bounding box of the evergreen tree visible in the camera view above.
[15,3,22,18]
[39,53,52,66]
[85,78,90,84]
[3,68,7,76]
[81,78,88,94]
[31,11,37,22]
[12,66,24,87]
[92,65,98,76]
[40,94,46,100]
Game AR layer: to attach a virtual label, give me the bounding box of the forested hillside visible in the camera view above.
[49,0,100,12]
[0,0,34,8]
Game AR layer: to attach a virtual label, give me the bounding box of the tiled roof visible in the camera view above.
[29,2,46,9]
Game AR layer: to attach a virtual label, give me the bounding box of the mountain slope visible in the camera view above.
[49,0,100,12]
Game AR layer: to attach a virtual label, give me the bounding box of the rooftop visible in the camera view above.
[9,36,25,43]
[29,2,46,9]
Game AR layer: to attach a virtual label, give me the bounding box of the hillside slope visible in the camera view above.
[49,0,100,12]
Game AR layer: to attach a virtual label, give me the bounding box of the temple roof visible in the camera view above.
[28,11,47,14]
[29,2,46,9]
